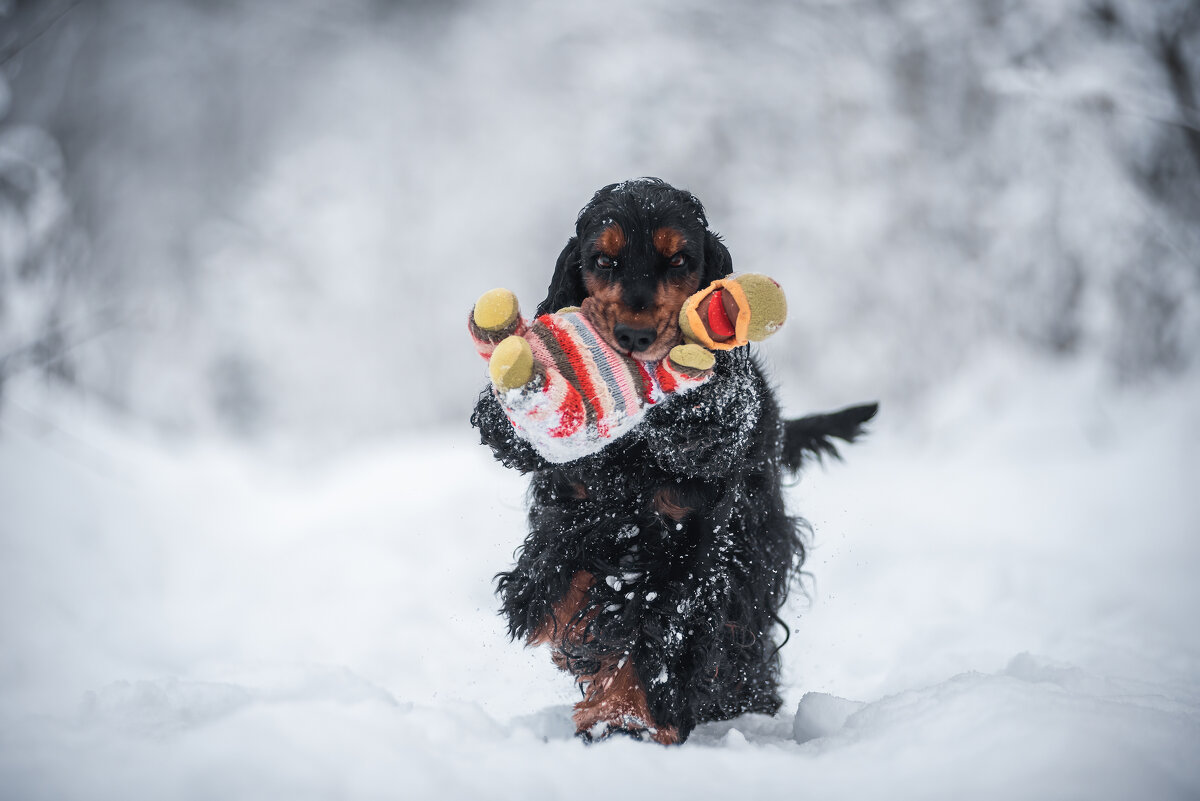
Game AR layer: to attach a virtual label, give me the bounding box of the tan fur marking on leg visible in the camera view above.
[572,655,679,744]
[527,571,595,648]
[653,487,691,521]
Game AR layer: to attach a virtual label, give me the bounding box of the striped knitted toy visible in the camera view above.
[469,274,786,463]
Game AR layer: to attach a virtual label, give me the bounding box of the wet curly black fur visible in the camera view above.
[471,178,876,742]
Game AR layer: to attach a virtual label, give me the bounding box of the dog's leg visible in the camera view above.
[572,655,679,745]
[527,569,679,744]
[526,570,594,648]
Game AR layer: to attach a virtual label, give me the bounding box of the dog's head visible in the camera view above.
[537,178,733,362]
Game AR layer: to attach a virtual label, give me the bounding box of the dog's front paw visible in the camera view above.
[575,716,678,746]
[571,657,680,746]
[577,719,645,744]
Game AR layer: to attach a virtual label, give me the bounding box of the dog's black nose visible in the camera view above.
[613,323,657,353]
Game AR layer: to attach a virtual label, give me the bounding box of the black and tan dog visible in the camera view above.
[472,178,876,744]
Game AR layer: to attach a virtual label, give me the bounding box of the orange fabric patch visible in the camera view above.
[595,224,626,256]
[653,227,687,257]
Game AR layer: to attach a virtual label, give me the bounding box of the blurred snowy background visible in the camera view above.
[2,0,1199,798]
[4,0,1198,444]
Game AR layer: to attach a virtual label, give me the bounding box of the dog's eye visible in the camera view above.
[669,254,688,268]
[595,255,616,269]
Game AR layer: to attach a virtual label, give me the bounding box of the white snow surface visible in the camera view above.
[2,357,1199,800]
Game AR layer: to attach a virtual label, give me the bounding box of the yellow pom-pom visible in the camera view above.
[489,335,534,391]
[473,288,520,332]
[733,273,787,342]
[669,343,716,371]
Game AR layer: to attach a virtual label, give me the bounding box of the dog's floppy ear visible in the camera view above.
[536,236,585,317]
[702,230,733,287]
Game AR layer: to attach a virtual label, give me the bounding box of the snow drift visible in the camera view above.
[1,359,1197,799]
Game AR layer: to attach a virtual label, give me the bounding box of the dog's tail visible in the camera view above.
[781,402,878,474]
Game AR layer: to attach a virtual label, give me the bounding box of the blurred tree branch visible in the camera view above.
[0,0,85,68]
[1157,6,1200,172]
[0,310,125,403]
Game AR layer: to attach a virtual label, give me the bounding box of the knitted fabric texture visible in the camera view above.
[469,309,710,463]
[468,309,528,358]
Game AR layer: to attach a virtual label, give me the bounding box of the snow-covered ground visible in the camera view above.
[1,355,1199,800]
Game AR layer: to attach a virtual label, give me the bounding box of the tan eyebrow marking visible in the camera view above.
[653,227,687,256]
[595,223,626,257]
